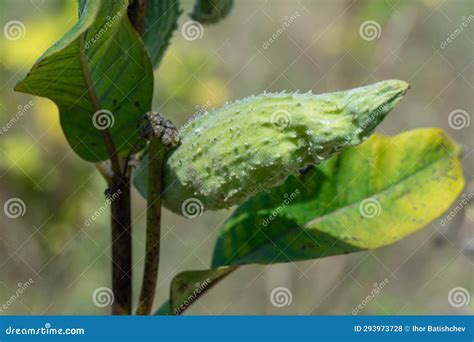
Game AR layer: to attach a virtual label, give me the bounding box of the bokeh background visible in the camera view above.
[0,0,472,315]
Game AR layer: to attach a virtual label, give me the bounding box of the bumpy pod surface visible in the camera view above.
[152,80,409,214]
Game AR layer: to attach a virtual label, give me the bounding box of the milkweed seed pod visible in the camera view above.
[138,80,409,215]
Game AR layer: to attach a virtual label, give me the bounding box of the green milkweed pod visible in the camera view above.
[135,80,409,215]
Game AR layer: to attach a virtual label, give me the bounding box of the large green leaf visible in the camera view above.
[140,0,182,68]
[157,128,465,314]
[212,128,464,266]
[15,0,153,161]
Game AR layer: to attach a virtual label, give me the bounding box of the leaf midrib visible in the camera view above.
[78,32,120,171]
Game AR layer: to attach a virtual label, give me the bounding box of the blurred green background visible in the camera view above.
[0,0,472,315]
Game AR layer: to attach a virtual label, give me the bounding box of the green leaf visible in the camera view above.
[141,0,182,68]
[191,0,233,24]
[163,267,236,315]
[157,128,465,314]
[15,0,153,161]
[212,128,464,266]
[155,300,171,316]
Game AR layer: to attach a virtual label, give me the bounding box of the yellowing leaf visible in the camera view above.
[213,128,464,265]
[157,128,465,315]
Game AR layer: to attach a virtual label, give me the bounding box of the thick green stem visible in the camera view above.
[136,139,165,315]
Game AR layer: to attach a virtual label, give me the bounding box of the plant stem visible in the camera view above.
[110,172,133,315]
[127,0,149,36]
[136,139,165,315]
[108,2,152,314]
[95,162,113,185]
[79,32,133,315]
